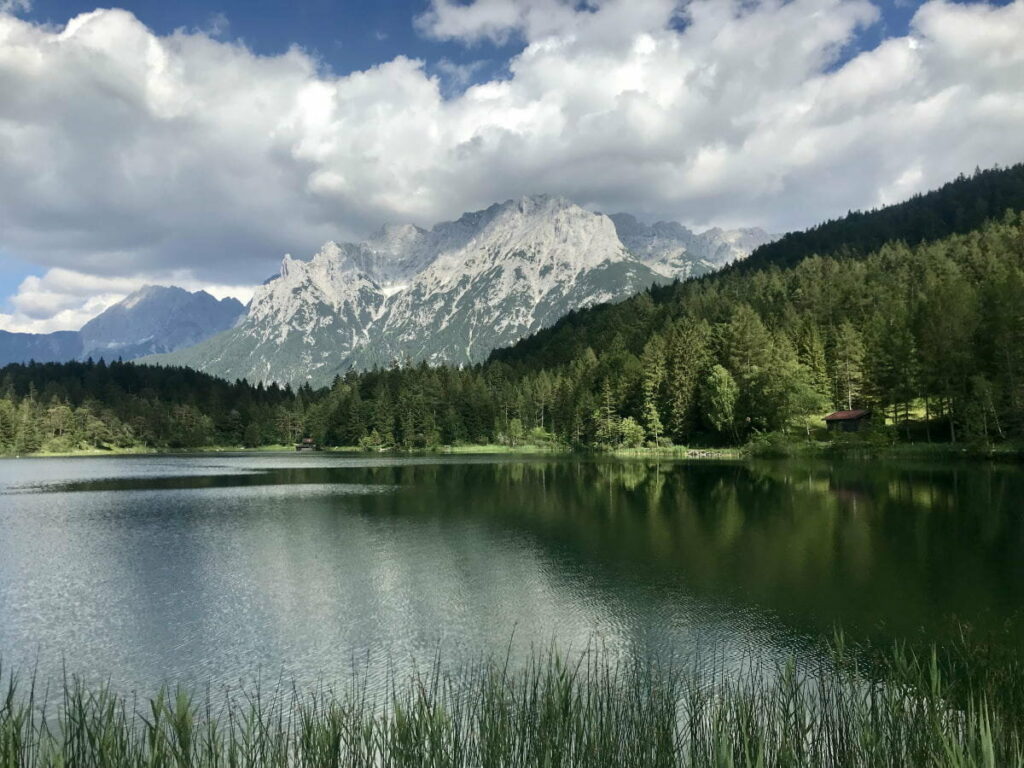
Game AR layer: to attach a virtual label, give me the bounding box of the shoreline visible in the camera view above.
[5,444,738,459]
[5,441,1021,461]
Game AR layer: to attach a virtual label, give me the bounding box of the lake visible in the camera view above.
[1,453,1022,694]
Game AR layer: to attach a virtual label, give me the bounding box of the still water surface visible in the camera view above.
[1,454,1022,692]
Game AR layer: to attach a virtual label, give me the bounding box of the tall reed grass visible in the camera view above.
[2,633,1022,767]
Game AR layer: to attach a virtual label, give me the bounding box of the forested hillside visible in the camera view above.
[738,162,1024,272]
[0,361,302,453]
[3,166,1024,455]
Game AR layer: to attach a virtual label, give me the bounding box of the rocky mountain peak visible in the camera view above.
[368,223,428,252]
[610,213,775,277]
[279,254,296,279]
[507,193,573,214]
[145,195,772,386]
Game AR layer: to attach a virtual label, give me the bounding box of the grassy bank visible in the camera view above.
[436,443,564,454]
[353,443,742,458]
[608,446,742,460]
[7,439,1022,462]
[5,443,738,459]
[382,444,739,458]
[3,637,1023,767]
[744,430,1024,462]
[4,444,369,458]
[14,445,161,458]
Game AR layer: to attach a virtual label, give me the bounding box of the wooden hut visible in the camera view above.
[295,437,319,452]
[823,409,872,433]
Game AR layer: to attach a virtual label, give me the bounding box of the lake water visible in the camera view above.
[1,453,1022,694]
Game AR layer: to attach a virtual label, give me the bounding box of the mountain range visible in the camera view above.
[0,286,245,368]
[145,195,773,386]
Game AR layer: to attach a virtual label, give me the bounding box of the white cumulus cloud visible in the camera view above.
[0,0,1023,331]
[0,0,31,16]
[415,0,603,45]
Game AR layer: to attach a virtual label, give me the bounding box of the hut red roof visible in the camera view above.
[823,409,871,422]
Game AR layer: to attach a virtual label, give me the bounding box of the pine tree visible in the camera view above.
[640,335,666,445]
[0,397,17,452]
[700,365,739,442]
[797,320,831,405]
[832,322,865,410]
[664,320,710,444]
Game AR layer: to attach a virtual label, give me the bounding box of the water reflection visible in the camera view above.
[0,454,1021,695]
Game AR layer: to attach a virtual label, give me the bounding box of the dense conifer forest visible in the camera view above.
[0,362,299,453]
[737,162,1024,271]
[2,165,1023,455]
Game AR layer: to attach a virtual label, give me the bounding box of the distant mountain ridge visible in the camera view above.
[78,285,245,360]
[0,330,83,367]
[609,214,771,277]
[146,195,773,386]
[0,286,245,367]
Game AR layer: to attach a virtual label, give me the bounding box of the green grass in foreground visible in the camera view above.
[3,634,1023,767]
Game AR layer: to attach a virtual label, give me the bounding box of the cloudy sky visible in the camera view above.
[0,0,1022,333]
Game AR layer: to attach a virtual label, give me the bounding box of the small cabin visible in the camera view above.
[295,437,319,452]
[823,409,872,433]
